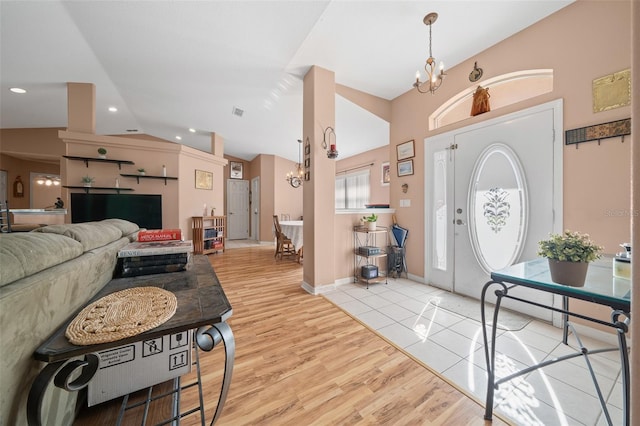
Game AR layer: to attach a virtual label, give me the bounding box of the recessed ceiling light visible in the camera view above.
[108,106,118,112]
[175,136,182,141]
[188,128,196,133]
[10,87,26,94]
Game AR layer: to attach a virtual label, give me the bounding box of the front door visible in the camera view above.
[426,100,563,320]
[226,179,250,239]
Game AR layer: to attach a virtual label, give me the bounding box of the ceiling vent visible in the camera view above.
[232,106,244,117]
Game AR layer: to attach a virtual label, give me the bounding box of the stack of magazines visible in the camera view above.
[117,230,193,278]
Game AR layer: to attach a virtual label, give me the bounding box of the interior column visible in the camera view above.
[302,66,336,291]
[66,82,95,134]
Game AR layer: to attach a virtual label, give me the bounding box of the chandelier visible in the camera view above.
[413,12,446,94]
[286,139,304,188]
[35,175,61,186]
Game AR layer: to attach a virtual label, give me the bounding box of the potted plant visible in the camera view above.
[537,230,603,287]
[137,168,146,176]
[362,213,378,231]
[81,176,95,187]
[97,147,107,159]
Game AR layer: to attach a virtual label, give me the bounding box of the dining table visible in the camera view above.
[279,220,303,254]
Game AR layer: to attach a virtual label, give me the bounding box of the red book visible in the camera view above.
[137,229,183,242]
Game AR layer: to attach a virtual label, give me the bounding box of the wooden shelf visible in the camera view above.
[192,216,226,254]
[356,275,387,285]
[63,185,134,194]
[63,155,135,170]
[120,174,178,185]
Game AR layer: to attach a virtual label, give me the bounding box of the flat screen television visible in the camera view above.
[71,193,162,230]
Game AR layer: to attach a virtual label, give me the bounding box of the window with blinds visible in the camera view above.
[335,169,370,209]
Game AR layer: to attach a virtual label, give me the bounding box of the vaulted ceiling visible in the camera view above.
[0,1,572,162]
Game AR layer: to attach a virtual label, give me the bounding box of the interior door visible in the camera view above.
[425,100,562,321]
[226,179,250,239]
[251,177,260,240]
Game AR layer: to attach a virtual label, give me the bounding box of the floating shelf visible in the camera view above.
[120,174,178,185]
[63,185,134,194]
[63,155,135,170]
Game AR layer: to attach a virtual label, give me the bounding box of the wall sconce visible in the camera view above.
[322,127,338,159]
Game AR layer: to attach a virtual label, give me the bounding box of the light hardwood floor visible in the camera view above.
[76,245,506,425]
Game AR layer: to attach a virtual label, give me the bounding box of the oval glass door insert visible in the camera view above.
[468,143,528,273]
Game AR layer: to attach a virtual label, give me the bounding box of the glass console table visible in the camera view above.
[481,257,630,425]
[27,255,234,426]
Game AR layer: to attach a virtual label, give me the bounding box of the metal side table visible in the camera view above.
[481,257,630,426]
[27,255,234,426]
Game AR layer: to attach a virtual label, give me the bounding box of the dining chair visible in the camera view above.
[273,215,296,260]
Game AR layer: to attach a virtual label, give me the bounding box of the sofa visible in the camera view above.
[0,219,140,426]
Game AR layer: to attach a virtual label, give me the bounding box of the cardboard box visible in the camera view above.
[88,330,192,406]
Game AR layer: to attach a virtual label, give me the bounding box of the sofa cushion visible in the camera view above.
[34,222,122,251]
[0,233,84,287]
[101,218,139,236]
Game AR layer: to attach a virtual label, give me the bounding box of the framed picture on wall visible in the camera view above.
[396,139,415,160]
[195,169,213,190]
[381,162,390,185]
[397,159,414,177]
[230,161,243,179]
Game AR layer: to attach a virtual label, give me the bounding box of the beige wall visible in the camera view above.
[389,0,632,279]
[59,130,226,238]
[275,155,304,220]
[336,145,390,206]
[0,128,65,208]
[0,154,60,209]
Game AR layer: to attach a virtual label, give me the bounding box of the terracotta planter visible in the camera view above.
[547,259,589,287]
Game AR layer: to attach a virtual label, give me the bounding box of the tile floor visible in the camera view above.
[323,277,626,426]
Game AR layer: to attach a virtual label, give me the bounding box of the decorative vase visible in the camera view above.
[367,221,377,231]
[547,259,589,287]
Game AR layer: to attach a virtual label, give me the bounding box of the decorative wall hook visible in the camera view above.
[322,127,338,159]
[469,61,483,82]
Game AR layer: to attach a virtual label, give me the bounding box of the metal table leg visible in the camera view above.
[480,280,508,421]
[196,322,235,425]
[27,354,99,426]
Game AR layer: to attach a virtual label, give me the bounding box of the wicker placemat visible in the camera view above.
[66,286,177,345]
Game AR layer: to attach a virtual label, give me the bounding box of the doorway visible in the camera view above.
[226,179,250,239]
[425,100,563,320]
[251,177,260,240]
